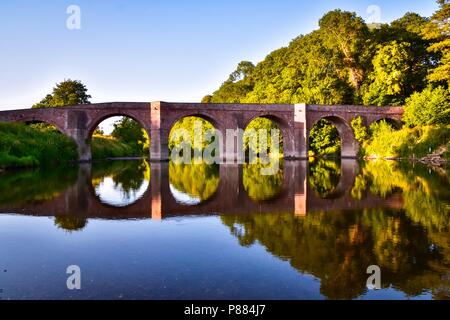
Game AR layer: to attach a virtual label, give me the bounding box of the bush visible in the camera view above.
[364,121,450,159]
[403,86,450,126]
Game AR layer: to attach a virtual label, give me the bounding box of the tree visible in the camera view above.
[362,41,412,106]
[32,79,91,108]
[422,0,450,87]
[201,95,213,103]
[112,118,149,155]
[403,86,450,126]
[210,61,255,103]
[318,10,371,91]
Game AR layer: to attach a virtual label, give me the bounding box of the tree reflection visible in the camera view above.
[308,159,341,198]
[92,160,150,202]
[169,162,220,202]
[222,161,450,299]
[243,162,284,201]
[0,166,78,206]
[54,215,88,232]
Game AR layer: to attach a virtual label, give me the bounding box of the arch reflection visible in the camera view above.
[243,162,284,201]
[92,160,150,207]
[308,159,342,199]
[169,162,220,205]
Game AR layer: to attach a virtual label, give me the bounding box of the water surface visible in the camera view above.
[0,160,449,300]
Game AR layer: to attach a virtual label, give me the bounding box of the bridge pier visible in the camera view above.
[66,128,92,162]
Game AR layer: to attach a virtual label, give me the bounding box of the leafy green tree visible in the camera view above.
[318,10,370,91]
[403,86,450,126]
[362,41,412,106]
[351,116,368,144]
[422,0,450,87]
[32,79,91,108]
[201,95,213,103]
[210,61,255,103]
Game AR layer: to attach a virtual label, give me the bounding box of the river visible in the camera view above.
[0,159,448,300]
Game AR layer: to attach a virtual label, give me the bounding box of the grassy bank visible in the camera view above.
[361,124,450,160]
[0,122,78,169]
[91,135,139,160]
[0,123,146,170]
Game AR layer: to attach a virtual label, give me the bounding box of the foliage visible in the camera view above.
[308,119,341,157]
[362,41,413,106]
[422,0,450,87]
[32,79,91,108]
[403,86,450,126]
[318,10,370,91]
[91,136,136,160]
[168,116,216,154]
[204,7,448,157]
[210,61,255,103]
[111,117,149,156]
[244,117,283,158]
[351,116,368,144]
[364,122,450,158]
[0,122,78,169]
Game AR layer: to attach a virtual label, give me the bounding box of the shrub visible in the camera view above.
[403,86,450,126]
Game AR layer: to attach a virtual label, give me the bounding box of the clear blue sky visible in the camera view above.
[0,0,439,111]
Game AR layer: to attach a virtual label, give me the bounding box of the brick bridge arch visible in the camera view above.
[0,102,404,160]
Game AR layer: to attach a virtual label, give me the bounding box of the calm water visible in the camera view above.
[0,159,449,300]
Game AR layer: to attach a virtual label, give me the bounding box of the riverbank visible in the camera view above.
[0,122,78,169]
[360,125,450,164]
[0,123,145,170]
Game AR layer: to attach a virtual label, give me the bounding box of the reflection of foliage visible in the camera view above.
[223,159,450,299]
[169,162,219,201]
[222,208,449,300]
[54,216,88,232]
[92,160,150,200]
[356,160,449,232]
[243,163,284,201]
[308,159,341,198]
[0,166,78,206]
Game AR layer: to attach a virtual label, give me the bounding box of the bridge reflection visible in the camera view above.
[0,160,403,220]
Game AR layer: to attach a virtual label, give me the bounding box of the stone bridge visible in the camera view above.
[0,160,403,220]
[0,102,403,160]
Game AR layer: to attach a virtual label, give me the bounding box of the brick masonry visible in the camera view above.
[0,101,404,161]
